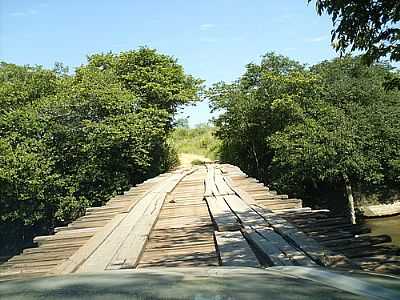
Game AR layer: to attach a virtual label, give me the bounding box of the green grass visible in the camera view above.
[170,123,220,160]
[191,159,205,165]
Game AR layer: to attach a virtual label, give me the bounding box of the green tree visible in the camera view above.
[0,48,201,255]
[208,53,319,178]
[0,62,62,113]
[85,47,203,116]
[210,53,400,223]
[309,0,400,63]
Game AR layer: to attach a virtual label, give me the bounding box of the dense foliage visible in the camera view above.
[209,53,400,216]
[309,0,400,63]
[0,48,201,254]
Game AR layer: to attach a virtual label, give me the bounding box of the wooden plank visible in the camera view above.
[242,226,293,266]
[34,228,96,243]
[204,165,220,197]
[214,168,235,195]
[48,173,174,274]
[204,165,215,197]
[251,193,289,199]
[7,251,77,263]
[224,177,258,205]
[214,231,259,267]
[50,213,127,274]
[22,245,82,255]
[321,235,391,248]
[205,196,240,231]
[253,226,316,267]
[1,259,63,270]
[223,195,265,226]
[107,192,166,269]
[76,170,192,272]
[76,192,162,273]
[122,172,177,213]
[342,245,400,259]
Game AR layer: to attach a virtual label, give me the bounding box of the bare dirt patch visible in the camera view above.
[178,153,211,168]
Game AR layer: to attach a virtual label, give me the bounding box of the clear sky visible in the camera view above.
[1,0,338,126]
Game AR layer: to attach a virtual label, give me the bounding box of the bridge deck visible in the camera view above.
[1,163,399,281]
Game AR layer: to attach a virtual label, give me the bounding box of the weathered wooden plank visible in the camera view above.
[138,250,218,268]
[321,235,391,249]
[214,168,235,195]
[342,245,400,259]
[204,165,215,197]
[74,170,192,273]
[7,250,77,263]
[50,213,127,274]
[251,204,354,268]
[76,192,161,273]
[242,226,293,266]
[0,269,49,282]
[85,205,125,213]
[292,216,349,227]
[223,195,265,226]
[22,245,82,255]
[214,231,259,267]
[224,177,258,205]
[303,224,371,234]
[205,196,240,231]
[34,228,96,242]
[251,226,316,267]
[1,259,64,270]
[107,192,166,269]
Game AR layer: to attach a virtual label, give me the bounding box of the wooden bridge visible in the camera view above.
[1,163,399,281]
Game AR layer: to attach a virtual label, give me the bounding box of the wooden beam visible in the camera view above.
[241,226,293,266]
[223,195,265,226]
[251,226,316,267]
[107,193,166,269]
[205,196,240,231]
[214,231,259,267]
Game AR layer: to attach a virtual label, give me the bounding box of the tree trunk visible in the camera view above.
[251,143,260,177]
[345,182,356,224]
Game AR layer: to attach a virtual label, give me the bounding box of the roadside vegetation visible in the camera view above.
[0,48,202,255]
[208,53,400,221]
[170,120,220,161]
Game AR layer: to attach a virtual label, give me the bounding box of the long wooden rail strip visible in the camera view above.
[214,231,259,267]
[205,196,240,231]
[241,227,293,266]
[54,169,193,274]
[251,204,354,268]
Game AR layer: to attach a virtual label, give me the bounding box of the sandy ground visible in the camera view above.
[178,153,211,168]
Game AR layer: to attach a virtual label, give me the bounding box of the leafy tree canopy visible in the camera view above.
[0,62,65,114]
[309,0,400,63]
[0,48,200,255]
[210,52,400,216]
[85,47,203,115]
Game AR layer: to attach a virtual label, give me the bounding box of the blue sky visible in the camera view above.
[1,0,338,126]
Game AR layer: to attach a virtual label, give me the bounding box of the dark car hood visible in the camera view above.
[0,266,399,300]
